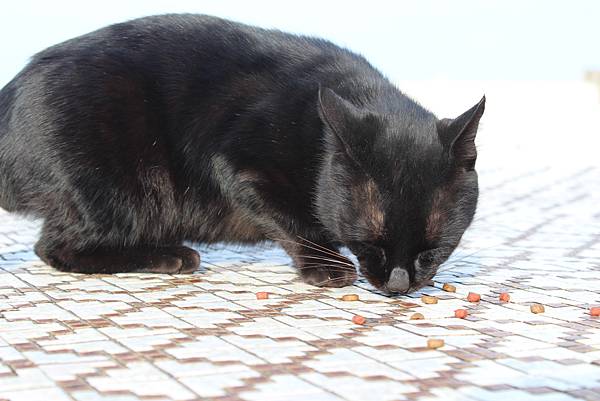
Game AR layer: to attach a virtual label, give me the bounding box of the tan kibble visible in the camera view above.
[341,294,359,301]
[427,339,444,349]
[530,303,545,314]
[421,295,438,304]
[410,312,425,320]
[442,283,456,292]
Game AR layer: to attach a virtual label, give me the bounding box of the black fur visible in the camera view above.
[0,14,484,293]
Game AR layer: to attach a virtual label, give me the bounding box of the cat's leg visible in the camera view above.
[214,164,356,287]
[32,190,200,274]
[34,238,199,274]
[279,239,357,288]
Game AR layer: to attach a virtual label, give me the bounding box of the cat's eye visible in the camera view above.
[369,245,386,263]
[350,242,386,264]
[416,249,437,267]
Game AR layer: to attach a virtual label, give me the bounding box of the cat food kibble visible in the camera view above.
[467,292,481,302]
[421,295,438,304]
[341,294,359,301]
[256,292,269,300]
[589,307,600,317]
[427,339,444,349]
[530,303,545,314]
[352,315,366,325]
[442,283,456,292]
[454,309,468,319]
[410,312,425,320]
[499,292,510,302]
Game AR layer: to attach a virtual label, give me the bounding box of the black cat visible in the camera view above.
[0,14,484,293]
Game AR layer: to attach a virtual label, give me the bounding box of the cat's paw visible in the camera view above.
[299,266,357,288]
[169,246,201,273]
[145,246,200,274]
[139,254,184,274]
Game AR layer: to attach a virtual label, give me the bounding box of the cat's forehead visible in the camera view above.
[373,115,442,163]
[396,113,437,134]
[372,133,446,182]
[384,99,437,133]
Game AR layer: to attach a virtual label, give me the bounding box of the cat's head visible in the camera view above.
[315,86,484,294]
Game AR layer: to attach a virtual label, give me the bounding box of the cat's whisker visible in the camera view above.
[272,236,341,259]
[293,254,354,267]
[296,235,346,259]
[285,239,342,259]
[311,275,354,287]
[294,259,351,267]
[295,263,355,272]
[272,238,352,266]
[271,238,327,258]
[270,237,322,253]
[300,270,355,277]
[438,244,500,272]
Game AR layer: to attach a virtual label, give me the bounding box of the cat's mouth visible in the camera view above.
[357,264,392,293]
[406,270,439,294]
[359,264,436,295]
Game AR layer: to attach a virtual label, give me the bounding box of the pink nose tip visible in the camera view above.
[385,268,410,293]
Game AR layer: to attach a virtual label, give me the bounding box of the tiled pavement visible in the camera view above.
[1,82,599,401]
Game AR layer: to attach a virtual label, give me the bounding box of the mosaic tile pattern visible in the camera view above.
[1,83,600,400]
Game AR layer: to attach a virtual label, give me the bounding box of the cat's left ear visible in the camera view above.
[317,86,373,166]
[437,96,485,169]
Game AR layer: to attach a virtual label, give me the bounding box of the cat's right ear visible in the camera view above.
[437,96,485,170]
[318,86,371,165]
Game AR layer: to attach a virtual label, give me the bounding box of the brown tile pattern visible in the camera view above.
[1,164,599,400]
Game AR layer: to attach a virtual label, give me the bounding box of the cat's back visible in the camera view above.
[0,14,380,218]
[7,13,370,147]
[28,14,353,83]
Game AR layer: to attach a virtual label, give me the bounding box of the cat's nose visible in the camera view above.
[385,267,410,294]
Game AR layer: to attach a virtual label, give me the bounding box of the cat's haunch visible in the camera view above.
[0,14,484,293]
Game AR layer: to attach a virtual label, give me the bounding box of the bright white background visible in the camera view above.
[1,0,599,83]
[1,0,599,164]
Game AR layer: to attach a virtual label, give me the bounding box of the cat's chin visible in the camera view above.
[405,276,439,295]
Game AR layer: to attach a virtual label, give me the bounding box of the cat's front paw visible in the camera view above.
[299,266,357,288]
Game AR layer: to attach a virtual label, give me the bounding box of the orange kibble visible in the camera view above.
[352,315,366,325]
[499,292,510,303]
[256,292,269,300]
[590,307,600,317]
[410,312,425,320]
[454,309,468,319]
[467,292,481,302]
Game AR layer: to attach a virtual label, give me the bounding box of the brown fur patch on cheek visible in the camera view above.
[353,179,385,239]
[426,188,449,242]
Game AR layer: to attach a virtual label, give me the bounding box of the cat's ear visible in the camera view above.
[437,96,485,169]
[318,86,371,165]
